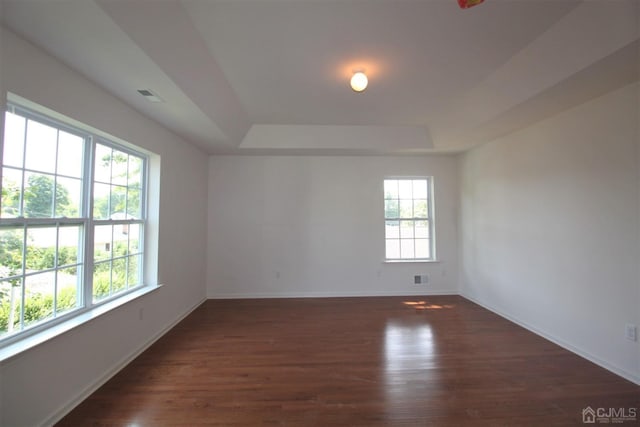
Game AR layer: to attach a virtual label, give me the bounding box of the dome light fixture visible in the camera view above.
[350,71,368,92]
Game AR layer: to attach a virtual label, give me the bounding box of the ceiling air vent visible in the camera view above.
[137,89,164,103]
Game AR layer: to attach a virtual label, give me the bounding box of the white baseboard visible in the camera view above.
[207,289,457,299]
[41,290,637,427]
[43,297,206,427]
[459,291,640,386]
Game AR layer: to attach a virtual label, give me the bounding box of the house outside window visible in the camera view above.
[0,103,148,344]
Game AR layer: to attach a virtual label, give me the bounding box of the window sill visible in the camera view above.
[383,259,440,264]
[0,284,162,364]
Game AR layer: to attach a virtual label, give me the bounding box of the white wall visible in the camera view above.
[0,27,209,426]
[208,155,458,298]
[2,20,636,427]
[637,81,640,381]
[459,82,640,384]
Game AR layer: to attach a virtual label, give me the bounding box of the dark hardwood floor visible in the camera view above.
[57,296,639,426]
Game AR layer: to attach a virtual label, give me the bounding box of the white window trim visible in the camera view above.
[383,259,440,264]
[0,93,160,355]
[383,176,437,262]
[0,284,161,363]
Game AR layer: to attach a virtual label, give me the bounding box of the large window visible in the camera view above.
[384,178,434,261]
[0,104,147,343]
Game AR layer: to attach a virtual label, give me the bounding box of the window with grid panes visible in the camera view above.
[384,178,434,261]
[0,104,147,344]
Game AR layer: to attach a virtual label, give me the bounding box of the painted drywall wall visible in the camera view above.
[637,81,640,381]
[208,155,458,298]
[459,82,640,383]
[0,27,208,425]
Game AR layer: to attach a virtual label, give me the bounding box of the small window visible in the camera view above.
[1,104,148,343]
[384,178,434,261]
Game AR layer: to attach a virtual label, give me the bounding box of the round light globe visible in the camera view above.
[350,72,368,92]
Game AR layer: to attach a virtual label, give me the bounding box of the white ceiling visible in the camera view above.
[1,0,638,155]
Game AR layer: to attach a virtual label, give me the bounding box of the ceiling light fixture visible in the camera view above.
[350,71,368,92]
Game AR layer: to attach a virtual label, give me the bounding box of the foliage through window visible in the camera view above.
[384,178,434,260]
[0,105,147,342]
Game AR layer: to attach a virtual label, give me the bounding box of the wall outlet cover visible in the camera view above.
[625,324,637,342]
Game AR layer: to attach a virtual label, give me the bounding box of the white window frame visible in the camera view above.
[0,101,151,348]
[383,176,436,262]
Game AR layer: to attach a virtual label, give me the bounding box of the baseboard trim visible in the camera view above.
[459,291,640,386]
[43,297,206,427]
[207,290,457,299]
[40,290,637,426]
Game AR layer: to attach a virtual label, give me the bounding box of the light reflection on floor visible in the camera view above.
[383,321,441,421]
[403,300,456,310]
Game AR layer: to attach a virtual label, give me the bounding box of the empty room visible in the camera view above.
[0,0,639,425]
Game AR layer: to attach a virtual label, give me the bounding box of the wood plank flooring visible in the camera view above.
[57,296,639,426]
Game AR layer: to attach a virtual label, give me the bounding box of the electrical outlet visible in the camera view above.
[625,324,637,342]
[139,307,144,321]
